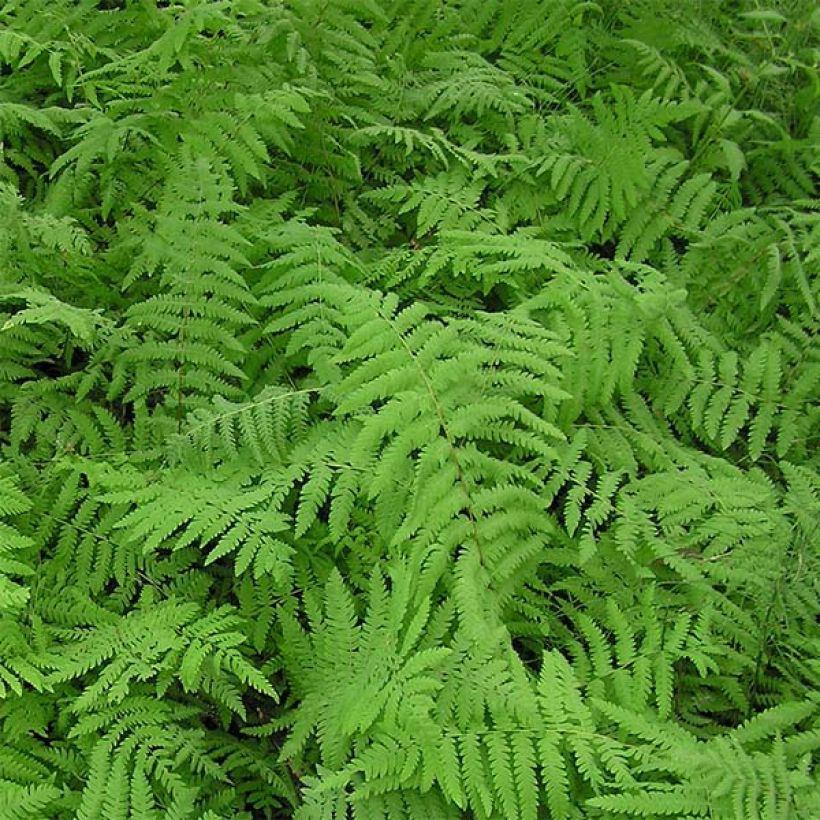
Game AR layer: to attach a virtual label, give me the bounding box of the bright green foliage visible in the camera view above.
[0,0,818,817]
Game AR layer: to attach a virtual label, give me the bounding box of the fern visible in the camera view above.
[0,0,816,817]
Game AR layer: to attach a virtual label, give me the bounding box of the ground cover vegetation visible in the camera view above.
[0,0,818,817]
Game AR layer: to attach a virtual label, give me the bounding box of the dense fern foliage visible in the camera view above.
[0,1,818,817]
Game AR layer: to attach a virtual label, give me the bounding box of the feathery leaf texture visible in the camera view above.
[0,0,817,817]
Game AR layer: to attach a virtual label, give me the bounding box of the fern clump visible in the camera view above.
[0,0,817,817]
